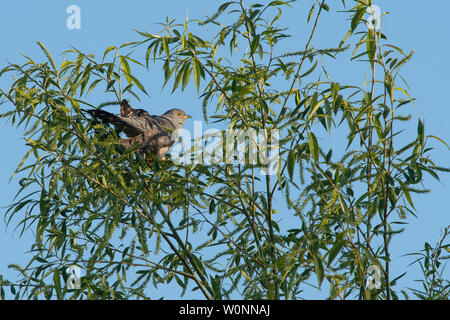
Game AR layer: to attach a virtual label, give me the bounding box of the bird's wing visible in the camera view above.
[83,109,147,136]
[139,115,178,137]
[83,106,178,139]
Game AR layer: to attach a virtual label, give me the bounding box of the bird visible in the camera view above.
[82,99,191,160]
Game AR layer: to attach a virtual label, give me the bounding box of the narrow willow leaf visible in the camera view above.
[367,30,376,65]
[37,41,57,71]
[250,34,261,56]
[202,1,235,25]
[403,189,415,210]
[129,74,148,95]
[417,119,424,145]
[87,78,102,95]
[428,135,450,151]
[120,56,132,85]
[295,90,301,106]
[172,62,187,93]
[182,62,192,91]
[383,44,405,56]
[308,131,319,162]
[162,37,170,57]
[328,238,344,266]
[351,7,366,32]
[103,45,116,62]
[192,58,201,93]
[313,254,324,287]
[307,3,315,23]
[307,98,324,122]
[39,190,50,216]
[268,1,292,7]
[106,79,116,91]
[287,150,296,180]
[300,59,318,78]
[321,3,330,11]
[53,269,62,298]
[209,199,216,214]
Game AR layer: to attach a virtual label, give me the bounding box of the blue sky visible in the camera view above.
[0,0,449,299]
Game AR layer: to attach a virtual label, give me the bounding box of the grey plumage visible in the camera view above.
[83,99,191,160]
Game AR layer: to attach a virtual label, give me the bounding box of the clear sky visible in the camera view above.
[0,0,449,299]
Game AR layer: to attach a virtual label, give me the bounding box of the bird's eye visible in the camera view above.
[178,112,181,116]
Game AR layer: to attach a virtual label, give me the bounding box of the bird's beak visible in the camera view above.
[184,115,192,119]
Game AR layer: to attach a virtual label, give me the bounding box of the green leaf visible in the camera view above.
[428,135,450,151]
[102,45,116,62]
[182,62,192,91]
[351,7,365,32]
[328,237,345,266]
[192,58,201,93]
[325,149,332,163]
[40,190,50,216]
[203,1,235,24]
[106,79,116,91]
[321,3,330,11]
[209,199,216,214]
[162,37,170,57]
[35,256,48,263]
[307,98,324,122]
[403,189,415,210]
[367,30,376,65]
[307,3,315,23]
[37,41,57,71]
[119,56,132,85]
[53,269,62,298]
[268,1,292,7]
[172,62,187,93]
[308,131,319,162]
[86,78,102,95]
[313,254,324,288]
[240,270,252,282]
[129,74,148,95]
[295,90,301,106]
[287,150,296,180]
[300,59,318,78]
[417,119,424,145]
[250,34,261,56]
[383,44,405,56]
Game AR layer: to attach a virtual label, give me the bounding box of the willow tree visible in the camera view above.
[0,0,448,300]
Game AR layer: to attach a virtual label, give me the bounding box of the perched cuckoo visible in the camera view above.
[83,99,191,160]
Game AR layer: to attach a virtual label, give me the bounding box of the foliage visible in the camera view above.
[0,0,448,299]
[407,227,450,300]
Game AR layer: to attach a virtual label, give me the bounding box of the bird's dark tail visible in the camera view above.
[81,108,121,124]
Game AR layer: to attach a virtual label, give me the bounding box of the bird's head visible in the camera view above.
[163,108,192,126]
